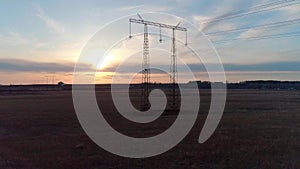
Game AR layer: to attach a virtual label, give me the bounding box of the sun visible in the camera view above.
[95,53,116,84]
[97,53,115,70]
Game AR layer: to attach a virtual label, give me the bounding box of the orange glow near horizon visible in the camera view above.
[1,71,300,85]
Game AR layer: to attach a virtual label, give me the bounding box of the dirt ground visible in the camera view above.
[0,89,299,169]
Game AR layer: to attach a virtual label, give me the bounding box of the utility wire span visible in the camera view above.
[186,0,300,39]
[206,18,300,35]
[201,0,300,24]
[197,1,300,44]
[212,31,300,44]
[202,0,299,24]
[217,0,294,18]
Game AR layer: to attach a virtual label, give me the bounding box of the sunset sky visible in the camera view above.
[0,0,300,84]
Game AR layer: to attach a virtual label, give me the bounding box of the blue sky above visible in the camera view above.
[0,0,300,84]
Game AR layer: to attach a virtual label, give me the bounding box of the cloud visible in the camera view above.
[238,28,267,39]
[193,0,243,31]
[33,3,65,33]
[190,61,300,72]
[114,5,145,11]
[284,4,300,14]
[274,2,300,17]
[114,4,172,13]
[0,59,94,73]
[193,0,300,41]
[193,15,212,31]
[99,61,300,73]
[0,31,28,46]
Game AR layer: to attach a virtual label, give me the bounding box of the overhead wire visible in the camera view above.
[212,31,300,44]
[206,18,300,35]
[201,0,300,24]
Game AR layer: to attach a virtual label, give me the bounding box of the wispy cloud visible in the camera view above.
[238,28,267,39]
[0,59,94,73]
[0,31,28,46]
[33,3,65,33]
[192,0,300,50]
[99,61,300,73]
[114,5,145,11]
[114,4,172,13]
[286,4,300,14]
[275,3,300,17]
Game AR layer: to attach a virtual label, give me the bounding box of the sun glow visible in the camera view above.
[98,54,114,70]
[95,50,124,83]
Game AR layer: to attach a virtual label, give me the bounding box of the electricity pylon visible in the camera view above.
[129,14,187,110]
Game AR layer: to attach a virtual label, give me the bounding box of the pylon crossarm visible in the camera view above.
[129,19,187,32]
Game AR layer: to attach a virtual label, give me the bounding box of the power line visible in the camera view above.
[219,0,294,18]
[187,1,300,40]
[213,31,300,44]
[206,18,300,35]
[202,0,298,24]
[201,0,300,24]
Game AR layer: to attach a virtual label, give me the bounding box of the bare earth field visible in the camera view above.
[0,89,299,169]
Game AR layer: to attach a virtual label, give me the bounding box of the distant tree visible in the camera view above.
[57,81,65,86]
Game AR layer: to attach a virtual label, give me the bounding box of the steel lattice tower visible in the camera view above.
[141,24,150,110]
[170,28,177,107]
[129,14,187,110]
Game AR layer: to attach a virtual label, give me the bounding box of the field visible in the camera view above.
[0,89,299,169]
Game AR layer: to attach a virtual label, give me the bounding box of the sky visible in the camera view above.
[0,0,300,84]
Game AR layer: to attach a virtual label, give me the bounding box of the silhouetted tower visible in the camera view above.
[142,22,150,110]
[170,28,177,108]
[129,14,187,110]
